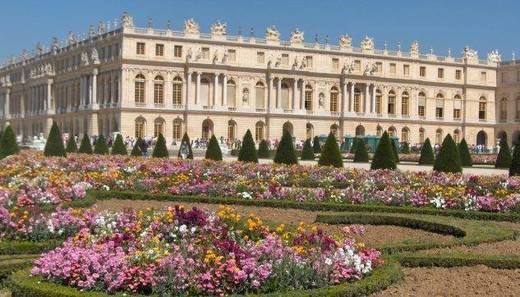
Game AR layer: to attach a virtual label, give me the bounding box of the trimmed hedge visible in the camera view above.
[434,134,462,173]
[300,139,315,161]
[78,134,93,154]
[398,253,520,270]
[273,129,298,165]
[111,134,128,156]
[130,138,143,157]
[238,129,258,163]
[93,135,109,155]
[418,138,434,165]
[371,131,396,170]
[0,254,38,279]
[257,139,270,158]
[318,133,343,168]
[312,135,322,153]
[0,240,62,255]
[0,125,19,159]
[205,135,223,161]
[353,138,369,163]
[458,138,473,167]
[65,136,78,154]
[510,142,520,176]
[43,122,66,157]
[496,137,512,169]
[9,260,403,297]
[152,133,169,158]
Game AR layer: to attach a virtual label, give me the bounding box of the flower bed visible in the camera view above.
[30,206,381,296]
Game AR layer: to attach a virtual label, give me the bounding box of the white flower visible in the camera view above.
[179,224,188,234]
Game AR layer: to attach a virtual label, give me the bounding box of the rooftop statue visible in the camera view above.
[36,42,44,56]
[51,37,60,53]
[88,25,96,38]
[98,21,106,34]
[290,29,304,45]
[410,41,419,55]
[265,26,280,42]
[184,18,200,34]
[67,31,78,46]
[487,50,501,63]
[361,35,374,51]
[339,34,352,48]
[211,21,227,36]
[463,46,478,61]
[121,11,134,28]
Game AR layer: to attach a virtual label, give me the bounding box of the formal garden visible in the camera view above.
[0,122,520,296]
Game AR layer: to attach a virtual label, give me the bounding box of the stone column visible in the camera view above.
[342,79,347,114]
[92,69,98,105]
[4,88,10,117]
[47,81,53,112]
[267,76,273,110]
[276,77,281,109]
[195,72,201,106]
[222,74,228,107]
[365,84,370,113]
[371,84,376,113]
[292,79,297,110]
[300,80,305,110]
[213,73,219,106]
[186,72,192,109]
[349,83,355,112]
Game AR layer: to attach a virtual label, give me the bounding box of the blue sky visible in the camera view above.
[0,0,518,62]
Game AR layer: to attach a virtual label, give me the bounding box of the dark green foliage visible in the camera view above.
[353,138,369,163]
[391,139,400,163]
[418,138,434,165]
[371,131,396,170]
[300,138,315,160]
[400,142,410,154]
[434,134,462,173]
[65,135,78,153]
[152,133,169,158]
[510,143,520,176]
[177,132,193,159]
[93,135,109,155]
[43,122,66,157]
[0,125,19,159]
[318,132,343,167]
[0,240,62,256]
[458,138,472,167]
[205,134,223,161]
[111,134,128,155]
[78,134,93,154]
[237,129,258,163]
[350,138,359,153]
[496,137,512,169]
[130,138,143,157]
[257,139,270,158]
[399,254,520,270]
[274,129,298,165]
[312,135,322,153]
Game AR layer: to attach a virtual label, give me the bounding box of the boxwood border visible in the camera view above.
[397,253,520,269]
[0,240,62,255]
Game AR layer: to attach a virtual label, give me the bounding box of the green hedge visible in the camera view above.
[398,253,520,269]
[9,259,403,297]
[0,254,38,279]
[86,190,520,223]
[0,240,62,255]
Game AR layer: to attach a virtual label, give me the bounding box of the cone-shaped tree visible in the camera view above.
[353,138,369,163]
[0,125,19,159]
[65,135,78,153]
[496,137,512,168]
[257,139,270,158]
[177,132,193,159]
[350,138,359,154]
[78,134,93,154]
[111,134,128,155]
[400,142,410,154]
[312,136,322,153]
[433,134,462,173]
[274,129,298,165]
[130,138,143,157]
[371,131,396,170]
[418,138,434,165]
[237,129,258,163]
[509,144,520,176]
[152,133,169,158]
[205,134,223,161]
[44,122,66,157]
[391,139,400,163]
[300,138,315,161]
[93,135,109,155]
[318,133,343,167]
[458,138,472,167]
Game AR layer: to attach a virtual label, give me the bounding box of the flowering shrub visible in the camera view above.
[31,206,381,295]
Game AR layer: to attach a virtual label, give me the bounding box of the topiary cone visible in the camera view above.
[44,122,66,157]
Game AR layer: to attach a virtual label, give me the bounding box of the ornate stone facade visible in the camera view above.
[0,13,507,148]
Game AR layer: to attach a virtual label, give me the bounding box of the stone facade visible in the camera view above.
[0,12,507,148]
[496,60,520,146]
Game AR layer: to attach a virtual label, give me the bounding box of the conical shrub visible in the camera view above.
[78,134,93,154]
[130,138,143,157]
[418,138,434,165]
[434,134,462,173]
[458,138,472,167]
[237,129,258,163]
[509,144,520,176]
[93,135,109,155]
[496,137,512,168]
[312,136,322,153]
[0,125,19,159]
[205,134,223,161]
[350,138,359,154]
[371,131,396,170]
[44,122,66,157]
[177,132,193,159]
[391,139,400,163]
[257,139,270,158]
[300,138,315,161]
[274,129,298,165]
[400,142,410,154]
[111,134,128,155]
[65,135,78,153]
[318,132,343,167]
[152,133,169,158]
[353,138,369,163]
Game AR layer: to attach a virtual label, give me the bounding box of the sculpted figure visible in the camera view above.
[290,29,304,45]
[211,21,227,36]
[410,40,419,55]
[487,50,501,63]
[184,18,200,34]
[265,26,280,42]
[360,35,374,50]
[91,48,100,64]
[121,11,134,28]
[81,51,90,66]
[339,34,352,48]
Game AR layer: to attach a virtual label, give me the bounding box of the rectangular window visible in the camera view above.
[305,90,312,110]
[376,62,383,73]
[114,43,119,57]
[455,69,462,80]
[228,49,236,62]
[418,105,425,117]
[136,42,145,55]
[403,64,410,76]
[390,63,396,74]
[155,44,164,56]
[453,109,461,119]
[304,56,313,68]
[257,52,265,64]
[419,66,426,77]
[436,107,444,118]
[282,54,289,65]
[174,45,183,57]
[354,60,361,71]
[330,92,338,112]
[480,71,487,82]
[438,68,444,79]
[201,47,210,59]
[332,58,339,70]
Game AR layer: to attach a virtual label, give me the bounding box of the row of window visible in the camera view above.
[498,97,520,121]
[56,43,120,73]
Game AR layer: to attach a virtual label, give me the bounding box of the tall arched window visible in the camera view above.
[98,77,105,104]
[477,130,487,146]
[172,76,183,105]
[255,121,265,142]
[500,98,508,121]
[173,119,183,141]
[283,122,294,136]
[375,89,382,114]
[114,76,119,102]
[227,120,237,140]
[418,92,426,117]
[135,117,146,138]
[154,118,165,137]
[401,127,409,143]
[376,126,383,137]
[435,128,443,145]
[154,76,164,105]
[479,96,487,120]
[227,80,236,107]
[436,93,444,119]
[106,77,112,103]
[388,127,396,137]
[255,82,265,109]
[355,125,365,137]
[354,88,361,112]
[419,128,425,144]
[135,74,145,104]
[305,85,313,111]
[330,86,339,112]
[401,92,409,116]
[388,90,396,115]
[453,94,462,120]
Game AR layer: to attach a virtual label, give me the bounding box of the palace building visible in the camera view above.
[0,12,516,148]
